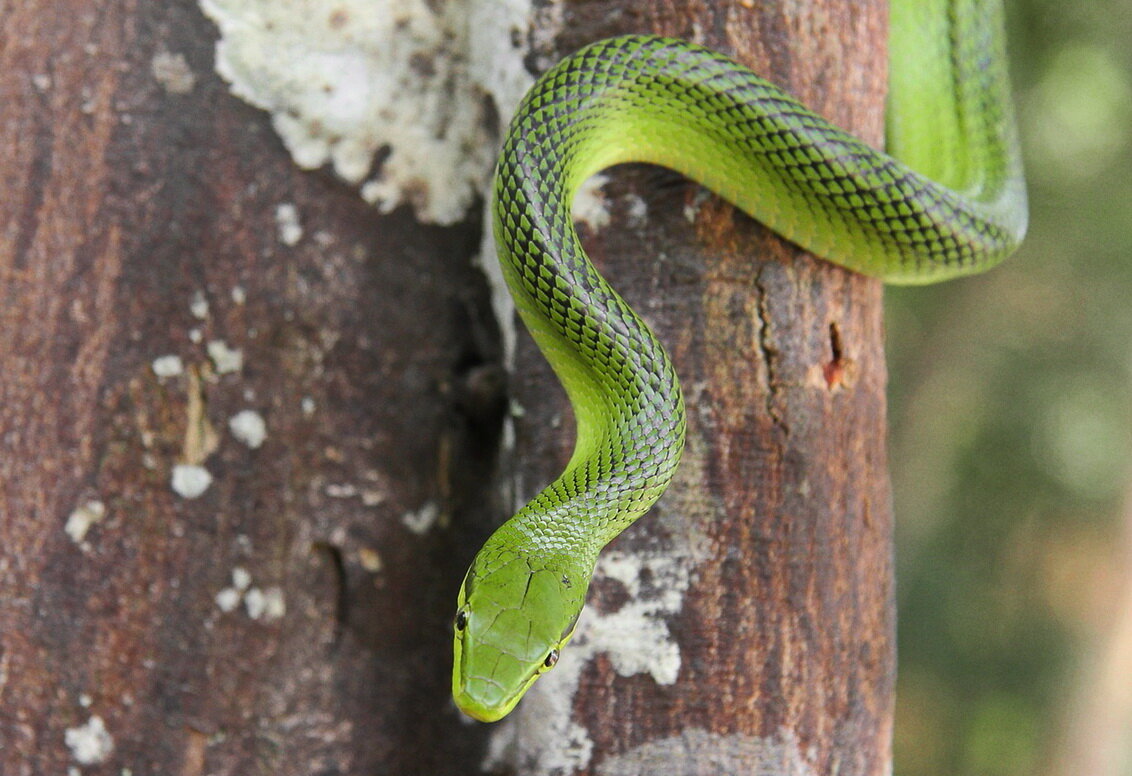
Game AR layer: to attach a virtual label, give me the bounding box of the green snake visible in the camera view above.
[452,0,1027,722]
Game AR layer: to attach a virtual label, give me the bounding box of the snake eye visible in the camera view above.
[543,649,560,669]
[454,609,469,631]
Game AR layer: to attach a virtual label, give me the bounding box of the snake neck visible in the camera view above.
[491,48,696,556]
[492,190,687,556]
[489,20,1026,555]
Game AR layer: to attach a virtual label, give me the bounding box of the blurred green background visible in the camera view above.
[887,2,1132,774]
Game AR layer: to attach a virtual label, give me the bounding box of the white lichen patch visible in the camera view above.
[190,290,209,319]
[262,588,286,619]
[625,193,649,226]
[199,0,534,225]
[171,464,213,499]
[357,546,383,573]
[217,567,285,621]
[402,501,440,535]
[200,0,542,394]
[231,566,252,591]
[572,174,612,231]
[595,728,817,776]
[245,586,286,620]
[64,715,114,765]
[151,50,197,94]
[325,483,358,499]
[217,567,250,611]
[206,340,243,374]
[275,203,303,246]
[215,587,242,612]
[581,551,685,684]
[151,354,185,379]
[65,500,107,545]
[229,409,267,449]
[230,285,247,304]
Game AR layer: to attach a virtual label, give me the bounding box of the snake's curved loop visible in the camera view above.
[453,0,1026,723]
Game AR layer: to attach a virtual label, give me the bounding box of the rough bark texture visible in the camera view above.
[0,2,505,774]
[1,0,892,774]
[499,1,894,774]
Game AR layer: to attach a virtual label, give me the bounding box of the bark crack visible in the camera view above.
[754,265,789,436]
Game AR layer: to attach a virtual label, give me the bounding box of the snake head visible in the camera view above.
[451,551,586,722]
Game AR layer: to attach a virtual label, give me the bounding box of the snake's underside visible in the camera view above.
[452,0,1027,722]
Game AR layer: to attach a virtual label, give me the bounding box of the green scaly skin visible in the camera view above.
[453,0,1027,723]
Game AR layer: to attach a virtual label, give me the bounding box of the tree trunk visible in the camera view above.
[1,1,504,773]
[1,0,892,774]
[493,1,894,774]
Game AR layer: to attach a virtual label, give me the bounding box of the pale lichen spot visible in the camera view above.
[190,290,209,319]
[151,354,184,379]
[402,501,440,535]
[263,587,287,619]
[572,174,611,231]
[275,203,303,246]
[151,50,197,94]
[65,500,107,545]
[625,193,649,225]
[231,566,252,592]
[326,483,358,499]
[230,285,247,304]
[245,586,285,620]
[357,546,383,573]
[244,587,266,619]
[64,715,114,765]
[301,396,317,416]
[215,587,241,612]
[171,464,213,499]
[207,340,243,374]
[229,409,267,449]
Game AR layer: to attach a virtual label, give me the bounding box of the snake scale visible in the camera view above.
[452,0,1027,722]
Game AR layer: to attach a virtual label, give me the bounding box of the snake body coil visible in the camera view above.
[453,0,1027,722]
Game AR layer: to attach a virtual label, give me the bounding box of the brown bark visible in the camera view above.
[1,1,504,774]
[501,1,894,774]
